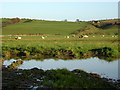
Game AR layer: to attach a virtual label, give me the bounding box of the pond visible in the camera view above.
[3,57,119,80]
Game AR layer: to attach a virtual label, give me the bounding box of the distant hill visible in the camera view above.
[1,18,119,35]
[2,18,88,35]
[86,19,119,35]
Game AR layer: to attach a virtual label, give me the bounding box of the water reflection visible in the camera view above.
[3,57,119,79]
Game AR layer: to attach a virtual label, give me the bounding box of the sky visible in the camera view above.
[0,0,119,2]
[1,1,118,21]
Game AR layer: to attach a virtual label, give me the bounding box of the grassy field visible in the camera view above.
[2,35,119,51]
[2,18,118,35]
[1,18,119,60]
[2,35,119,61]
[2,19,88,35]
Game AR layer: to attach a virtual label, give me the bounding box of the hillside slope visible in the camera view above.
[2,19,88,35]
[2,18,118,35]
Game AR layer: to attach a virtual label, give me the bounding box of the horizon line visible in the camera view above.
[0,0,119,2]
[1,17,118,22]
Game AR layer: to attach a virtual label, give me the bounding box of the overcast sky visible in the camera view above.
[1,1,118,21]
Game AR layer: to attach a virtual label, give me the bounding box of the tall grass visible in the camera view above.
[2,35,119,60]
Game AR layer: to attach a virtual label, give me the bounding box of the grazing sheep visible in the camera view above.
[84,35,88,38]
[79,35,88,38]
[41,36,45,39]
[67,36,69,38]
[15,36,21,40]
[102,35,104,37]
[93,36,95,37]
[112,35,117,37]
[65,36,69,38]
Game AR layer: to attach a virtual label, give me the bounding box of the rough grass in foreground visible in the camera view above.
[2,68,117,89]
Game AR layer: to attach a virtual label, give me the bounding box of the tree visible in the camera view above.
[64,19,67,22]
[76,19,80,22]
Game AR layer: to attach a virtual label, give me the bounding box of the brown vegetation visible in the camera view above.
[2,18,20,27]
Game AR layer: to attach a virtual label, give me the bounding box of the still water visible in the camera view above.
[3,57,119,79]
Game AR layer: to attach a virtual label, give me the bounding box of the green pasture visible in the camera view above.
[2,34,118,39]
[2,20,88,35]
[98,25,118,34]
[2,18,118,35]
[2,35,119,55]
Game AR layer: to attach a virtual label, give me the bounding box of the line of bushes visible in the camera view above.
[2,46,119,61]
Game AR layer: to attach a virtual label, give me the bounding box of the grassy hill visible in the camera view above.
[2,18,88,35]
[2,18,119,35]
[99,25,118,35]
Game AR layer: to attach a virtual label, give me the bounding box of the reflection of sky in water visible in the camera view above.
[3,59,16,67]
[3,57,119,80]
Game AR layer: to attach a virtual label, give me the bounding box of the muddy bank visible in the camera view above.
[2,67,120,89]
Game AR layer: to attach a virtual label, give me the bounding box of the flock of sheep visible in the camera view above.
[15,36,47,40]
[65,35,118,39]
[14,35,117,40]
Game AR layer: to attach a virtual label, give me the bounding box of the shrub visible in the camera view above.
[90,47,115,57]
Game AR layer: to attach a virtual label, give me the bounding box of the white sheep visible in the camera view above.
[41,36,45,39]
[83,35,88,38]
[79,35,88,38]
[15,36,21,40]
[66,36,69,38]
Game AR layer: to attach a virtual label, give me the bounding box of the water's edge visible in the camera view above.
[3,57,119,80]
